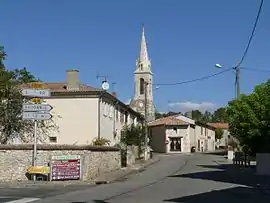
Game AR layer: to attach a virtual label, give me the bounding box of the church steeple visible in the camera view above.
[136,25,151,73]
[130,25,155,122]
[139,25,149,64]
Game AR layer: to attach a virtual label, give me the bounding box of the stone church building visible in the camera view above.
[129,26,155,122]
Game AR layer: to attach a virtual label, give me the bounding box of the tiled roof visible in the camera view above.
[207,122,229,129]
[20,82,101,93]
[148,116,189,127]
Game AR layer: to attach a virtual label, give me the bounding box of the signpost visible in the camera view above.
[23,104,53,112]
[50,155,82,181]
[21,83,52,182]
[21,89,51,97]
[23,112,53,120]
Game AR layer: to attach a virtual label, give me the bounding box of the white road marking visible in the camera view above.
[5,198,40,203]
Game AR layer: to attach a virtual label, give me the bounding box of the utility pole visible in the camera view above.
[234,66,240,100]
[144,81,148,160]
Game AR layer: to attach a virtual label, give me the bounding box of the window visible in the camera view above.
[124,112,128,123]
[103,103,108,116]
[116,108,119,121]
[140,78,145,95]
[120,111,124,123]
[49,136,57,143]
[201,127,203,135]
[109,106,113,118]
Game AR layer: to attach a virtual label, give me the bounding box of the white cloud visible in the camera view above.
[168,101,217,113]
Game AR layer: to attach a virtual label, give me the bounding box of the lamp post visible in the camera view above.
[215,64,240,100]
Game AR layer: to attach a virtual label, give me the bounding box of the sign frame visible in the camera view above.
[23,104,53,112]
[21,88,51,97]
[50,155,82,181]
[22,112,52,120]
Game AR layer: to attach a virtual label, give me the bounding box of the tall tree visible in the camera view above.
[201,110,213,123]
[0,48,57,144]
[0,46,6,70]
[212,107,228,122]
[185,110,203,121]
[226,80,270,156]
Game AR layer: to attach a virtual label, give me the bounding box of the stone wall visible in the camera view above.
[0,144,121,182]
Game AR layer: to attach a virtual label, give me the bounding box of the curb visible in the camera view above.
[95,156,161,184]
[214,160,270,196]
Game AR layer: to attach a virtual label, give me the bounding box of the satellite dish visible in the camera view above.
[102,81,109,90]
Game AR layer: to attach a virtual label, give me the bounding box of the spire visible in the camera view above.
[139,24,150,64]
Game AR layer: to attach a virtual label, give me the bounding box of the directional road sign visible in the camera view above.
[23,104,53,112]
[21,89,51,97]
[22,112,52,120]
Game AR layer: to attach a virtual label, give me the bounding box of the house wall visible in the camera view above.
[195,125,215,152]
[45,97,99,145]
[149,126,166,153]
[165,126,190,153]
[189,125,196,148]
[100,99,139,146]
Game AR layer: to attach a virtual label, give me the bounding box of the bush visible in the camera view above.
[92,137,110,146]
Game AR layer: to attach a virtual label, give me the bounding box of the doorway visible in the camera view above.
[169,137,182,152]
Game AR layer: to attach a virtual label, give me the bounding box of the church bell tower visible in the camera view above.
[130,26,155,122]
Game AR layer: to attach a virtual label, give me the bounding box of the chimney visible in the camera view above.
[112,92,117,97]
[66,69,79,91]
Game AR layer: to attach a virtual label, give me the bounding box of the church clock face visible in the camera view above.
[139,102,144,108]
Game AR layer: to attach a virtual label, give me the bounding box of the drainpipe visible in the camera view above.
[98,97,101,139]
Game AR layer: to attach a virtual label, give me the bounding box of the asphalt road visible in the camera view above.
[1,153,270,203]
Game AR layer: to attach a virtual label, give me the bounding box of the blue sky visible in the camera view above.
[1,0,269,113]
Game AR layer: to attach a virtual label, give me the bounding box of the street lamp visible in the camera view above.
[214,64,240,100]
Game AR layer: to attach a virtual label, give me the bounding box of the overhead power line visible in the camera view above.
[236,0,264,67]
[153,0,264,88]
[154,67,232,86]
[241,67,270,73]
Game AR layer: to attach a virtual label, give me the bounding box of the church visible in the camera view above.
[129,26,156,122]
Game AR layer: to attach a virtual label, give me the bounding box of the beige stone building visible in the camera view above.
[208,122,230,149]
[148,115,216,153]
[129,26,155,122]
[21,70,144,145]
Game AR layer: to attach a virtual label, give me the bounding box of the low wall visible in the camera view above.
[0,144,121,182]
[256,153,270,176]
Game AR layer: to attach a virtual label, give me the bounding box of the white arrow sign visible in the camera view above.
[22,112,52,120]
[23,104,53,112]
[21,89,51,97]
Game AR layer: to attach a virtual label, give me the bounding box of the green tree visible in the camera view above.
[201,110,213,123]
[215,127,223,140]
[0,48,57,144]
[212,107,228,122]
[121,124,146,147]
[185,110,203,121]
[0,46,7,70]
[226,80,270,156]
[155,111,165,119]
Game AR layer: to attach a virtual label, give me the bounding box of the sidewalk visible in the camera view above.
[0,155,160,188]
[215,158,270,195]
[94,155,161,184]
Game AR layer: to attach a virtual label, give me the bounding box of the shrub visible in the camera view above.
[92,137,110,146]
